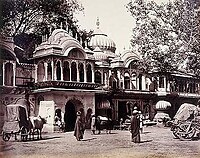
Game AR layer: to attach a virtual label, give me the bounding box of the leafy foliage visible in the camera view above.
[127,0,200,75]
[1,0,84,37]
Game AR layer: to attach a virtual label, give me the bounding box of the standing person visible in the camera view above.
[74,111,84,141]
[91,114,96,134]
[106,118,113,134]
[95,116,101,134]
[130,107,140,143]
[138,111,143,133]
[119,118,124,130]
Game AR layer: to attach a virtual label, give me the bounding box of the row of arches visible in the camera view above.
[54,100,93,132]
[37,60,93,83]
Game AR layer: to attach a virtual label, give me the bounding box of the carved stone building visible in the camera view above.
[1,21,200,132]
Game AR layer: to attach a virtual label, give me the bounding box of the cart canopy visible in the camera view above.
[174,103,197,121]
[4,104,28,122]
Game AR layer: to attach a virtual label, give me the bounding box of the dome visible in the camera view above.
[155,100,171,110]
[89,18,116,54]
[93,46,108,60]
[33,29,85,58]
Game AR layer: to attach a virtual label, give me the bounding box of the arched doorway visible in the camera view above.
[64,99,84,132]
[64,101,76,131]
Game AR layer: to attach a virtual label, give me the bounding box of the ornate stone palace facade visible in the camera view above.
[1,22,200,132]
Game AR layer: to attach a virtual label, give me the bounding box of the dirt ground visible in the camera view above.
[1,125,200,158]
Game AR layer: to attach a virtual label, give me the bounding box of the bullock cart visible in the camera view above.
[2,104,46,141]
[2,104,29,141]
[170,103,200,140]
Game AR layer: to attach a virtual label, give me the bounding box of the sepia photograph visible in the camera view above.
[0,0,200,158]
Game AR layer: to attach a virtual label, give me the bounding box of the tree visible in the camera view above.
[127,0,200,74]
[1,0,84,37]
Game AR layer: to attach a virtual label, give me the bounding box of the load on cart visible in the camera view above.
[170,103,200,140]
[2,103,46,141]
[2,104,29,141]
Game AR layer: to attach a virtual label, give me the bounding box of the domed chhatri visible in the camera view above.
[155,100,171,111]
[33,29,84,58]
[89,17,116,57]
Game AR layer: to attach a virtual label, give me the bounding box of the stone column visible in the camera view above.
[60,62,63,81]
[142,75,146,90]
[117,70,121,88]
[44,62,48,81]
[69,62,72,81]
[101,71,104,84]
[137,78,140,90]
[35,65,38,83]
[13,62,16,86]
[51,60,54,80]
[122,74,125,89]
[84,63,87,82]
[77,62,80,82]
[104,72,107,85]
[130,77,132,90]
[92,65,95,83]
[164,76,167,91]
[2,62,5,86]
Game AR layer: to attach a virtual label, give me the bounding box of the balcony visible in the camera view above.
[34,81,101,90]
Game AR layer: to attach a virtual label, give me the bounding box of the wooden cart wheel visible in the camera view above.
[177,123,196,141]
[171,124,179,138]
[2,132,11,141]
[21,126,28,141]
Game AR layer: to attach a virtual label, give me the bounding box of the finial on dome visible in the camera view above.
[96,17,100,29]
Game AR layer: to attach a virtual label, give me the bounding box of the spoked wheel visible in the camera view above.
[21,126,28,141]
[2,132,11,141]
[171,124,179,138]
[172,128,179,138]
[176,123,196,141]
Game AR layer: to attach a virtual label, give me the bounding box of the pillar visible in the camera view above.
[60,62,63,81]
[35,65,38,83]
[142,75,146,90]
[2,62,5,86]
[13,62,16,86]
[92,65,95,83]
[51,60,54,80]
[69,62,72,82]
[44,62,48,81]
[164,76,167,91]
[122,74,125,89]
[84,63,87,82]
[101,71,104,84]
[137,78,140,90]
[77,62,80,82]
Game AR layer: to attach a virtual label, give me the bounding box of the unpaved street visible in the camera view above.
[1,126,200,158]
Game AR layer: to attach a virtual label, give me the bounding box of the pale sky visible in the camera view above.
[76,0,170,54]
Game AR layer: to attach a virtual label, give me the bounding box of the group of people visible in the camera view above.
[74,107,142,143]
[91,115,113,135]
[74,111,113,141]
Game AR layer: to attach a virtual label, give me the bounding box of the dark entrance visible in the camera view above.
[118,101,130,121]
[64,101,76,132]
